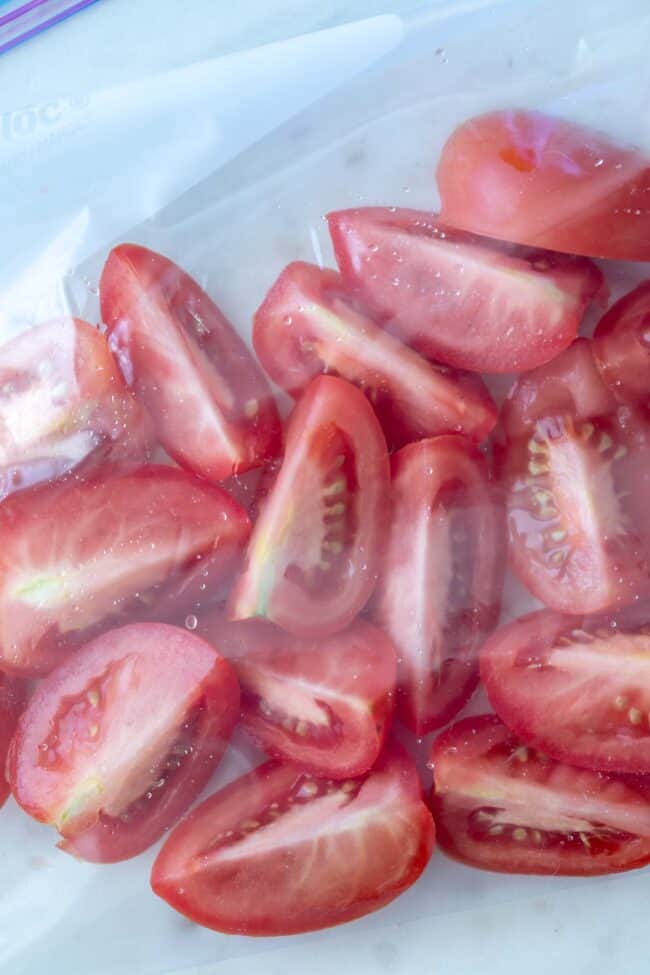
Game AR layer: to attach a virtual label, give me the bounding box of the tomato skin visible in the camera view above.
[431,714,650,876]
[0,317,150,501]
[253,261,497,446]
[8,623,240,863]
[372,436,505,735]
[593,282,650,406]
[199,612,397,778]
[0,675,26,808]
[101,244,281,483]
[437,110,650,261]
[151,744,434,935]
[229,375,390,638]
[0,464,250,677]
[328,207,603,373]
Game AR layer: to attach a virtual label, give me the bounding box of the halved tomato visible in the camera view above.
[0,317,150,501]
[430,714,650,875]
[328,207,603,373]
[502,341,650,614]
[0,675,25,807]
[372,436,504,735]
[229,375,390,637]
[480,609,650,774]
[151,744,434,935]
[253,261,496,445]
[8,623,239,862]
[199,611,397,778]
[100,244,281,482]
[0,464,250,676]
[437,110,650,261]
[593,282,650,405]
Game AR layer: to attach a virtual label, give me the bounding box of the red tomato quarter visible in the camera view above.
[0,318,149,501]
[328,207,603,373]
[253,261,496,445]
[593,282,650,406]
[481,609,650,775]
[0,675,25,807]
[229,375,390,637]
[437,110,650,261]
[0,465,250,677]
[199,612,397,778]
[430,714,650,875]
[372,436,504,735]
[8,623,239,862]
[151,744,434,935]
[101,244,281,482]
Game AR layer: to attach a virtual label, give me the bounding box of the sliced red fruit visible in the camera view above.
[101,244,281,482]
[430,714,650,875]
[328,207,603,373]
[593,282,650,406]
[0,464,250,676]
[481,609,650,774]
[8,623,239,862]
[0,675,26,807]
[229,375,390,637]
[151,744,434,935]
[199,612,397,778]
[0,317,150,501]
[253,261,496,446]
[371,436,504,735]
[437,110,650,262]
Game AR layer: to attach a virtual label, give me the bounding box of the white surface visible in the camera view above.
[2,2,650,974]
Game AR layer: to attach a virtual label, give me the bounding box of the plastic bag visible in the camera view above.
[1,0,650,971]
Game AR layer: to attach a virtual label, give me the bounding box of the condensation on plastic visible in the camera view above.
[1,1,650,973]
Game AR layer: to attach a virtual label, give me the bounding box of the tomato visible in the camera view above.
[100,244,281,483]
[327,207,603,373]
[371,437,504,735]
[199,612,397,778]
[480,609,650,774]
[253,261,496,446]
[437,110,650,262]
[502,341,650,614]
[151,743,434,935]
[593,282,650,406]
[0,675,25,808]
[0,317,150,501]
[0,464,250,677]
[8,623,239,862]
[430,714,650,875]
[229,375,390,637]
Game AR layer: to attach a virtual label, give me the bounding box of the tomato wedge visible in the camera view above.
[100,244,281,482]
[328,207,603,373]
[8,623,239,862]
[593,282,650,406]
[0,317,149,501]
[0,465,250,677]
[437,110,650,261]
[0,675,25,807]
[372,436,504,735]
[253,261,496,445]
[430,714,650,875]
[199,612,397,778]
[229,375,390,637]
[481,609,650,774]
[151,744,434,935]
[502,341,650,614]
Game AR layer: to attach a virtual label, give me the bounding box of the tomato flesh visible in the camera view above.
[101,244,281,482]
[437,110,650,261]
[151,744,434,935]
[199,612,397,778]
[328,207,603,373]
[372,436,504,734]
[0,464,250,676]
[229,375,390,637]
[593,282,650,406]
[253,261,496,445]
[8,623,239,862]
[431,714,650,875]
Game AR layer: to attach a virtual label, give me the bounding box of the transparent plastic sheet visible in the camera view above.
[1,0,650,972]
